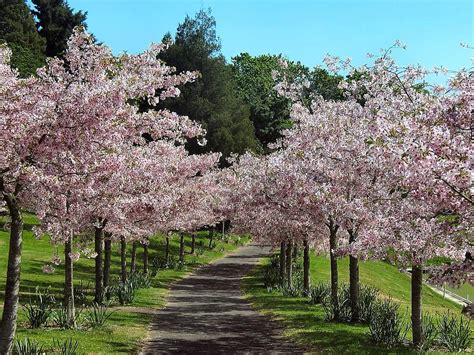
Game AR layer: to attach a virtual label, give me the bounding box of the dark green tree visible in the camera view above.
[158,9,258,159]
[0,0,46,76]
[31,0,87,57]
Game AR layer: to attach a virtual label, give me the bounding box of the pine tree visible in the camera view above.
[31,0,87,57]
[0,0,46,76]
[158,9,259,160]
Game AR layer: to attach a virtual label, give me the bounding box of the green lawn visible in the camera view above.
[1,213,247,353]
[243,253,471,353]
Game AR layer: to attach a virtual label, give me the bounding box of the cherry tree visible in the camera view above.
[0,27,205,351]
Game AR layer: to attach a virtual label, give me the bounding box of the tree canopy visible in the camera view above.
[31,0,88,57]
[0,0,46,76]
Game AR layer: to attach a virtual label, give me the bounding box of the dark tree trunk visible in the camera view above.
[279,241,287,286]
[103,235,112,290]
[179,233,185,263]
[120,237,127,283]
[348,229,360,322]
[130,241,137,274]
[64,235,76,328]
[286,240,293,288]
[143,243,149,274]
[94,226,104,304]
[0,193,23,354]
[329,218,339,320]
[208,227,214,248]
[303,239,310,295]
[190,233,196,255]
[165,237,170,266]
[411,264,423,346]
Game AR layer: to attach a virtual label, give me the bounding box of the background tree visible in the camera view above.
[232,53,343,151]
[31,0,87,57]
[157,9,258,160]
[0,0,46,76]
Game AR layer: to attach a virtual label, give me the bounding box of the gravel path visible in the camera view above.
[141,244,303,354]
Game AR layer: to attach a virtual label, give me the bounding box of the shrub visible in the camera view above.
[321,284,351,322]
[419,314,438,351]
[116,281,136,305]
[14,338,44,355]
[74,280,91,305]
[358,285,379,323]
[309,283,330,305]
[54,338,79,355]
[23,286,55,328]
[368,299,407,348]
[51,304,84,329]
[438,312,471,352]
[84,303,114,328]
[129,272,151,289]
[150,257,160,277]
[280,284,302,297]
[263,256,280,289]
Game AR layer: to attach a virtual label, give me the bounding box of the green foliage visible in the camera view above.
[232,53,343,150]
[13,337,44,355]
[419,314,438,351]
[129,272,152,289]
[0,0,46,76]
[309,282,331,305]
[321,284,352,322]
[157,9,258,160]
[263,255,280,290]
[22,286,55,328]
[438,312,471,352]
[84,303,114,329]
[358,285,379,323]
[31,0,88,57]
[53,338,79,355]
[368,299,408,348]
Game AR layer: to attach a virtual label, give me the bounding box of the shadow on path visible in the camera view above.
[142,244,303,354]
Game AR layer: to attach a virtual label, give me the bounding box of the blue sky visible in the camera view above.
[67,0,472,71]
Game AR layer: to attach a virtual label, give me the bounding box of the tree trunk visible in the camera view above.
[179,233,185,263]
[94,226,104,304]
[303,239,310,295]
[348,229,360,322]
[64,235,76,328]
[329,218,339,320]
[286,240,293,288]
[130,241,137,274]
[208,227,214,248]
[411,264,423,346]
[190,233,196,255]
[103,234,112,290]
[293,242,298,259]
[165,237,170,266]
[120,237,127,283]
[279,241,287,286]
[0,195,23,354]
[143,243,149,274]
[221,221,225,240]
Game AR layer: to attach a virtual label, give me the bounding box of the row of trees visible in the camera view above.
[222,50,473,346]
[0,29,227,352]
